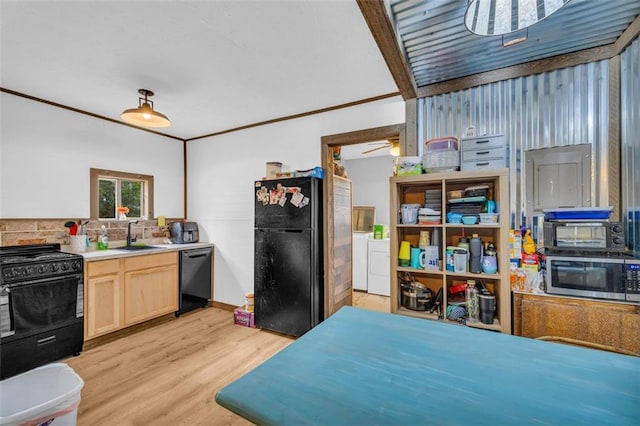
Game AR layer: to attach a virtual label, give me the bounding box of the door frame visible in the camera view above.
[320,123,405,318]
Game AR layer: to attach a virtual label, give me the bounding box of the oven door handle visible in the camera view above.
[37,335,57,346]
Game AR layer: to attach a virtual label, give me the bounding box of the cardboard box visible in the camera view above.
[234,307,255,328]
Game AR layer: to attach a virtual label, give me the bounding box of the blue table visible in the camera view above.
[216,306,640,425]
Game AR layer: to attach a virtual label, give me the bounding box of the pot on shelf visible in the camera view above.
[401,282,434,311]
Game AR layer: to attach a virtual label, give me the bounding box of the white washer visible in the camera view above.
[367,238,390,296]
[352,232,370,291]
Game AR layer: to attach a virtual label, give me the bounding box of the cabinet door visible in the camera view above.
[86,274,121,338]
[517,295,640,354]
[124,265,178,326]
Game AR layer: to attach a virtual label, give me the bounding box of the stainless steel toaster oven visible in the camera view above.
[543,221,625,252]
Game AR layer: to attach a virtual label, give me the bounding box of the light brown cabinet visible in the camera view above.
[390,169,511,333]
[85,252,178,340]
[123,252,178,326]
[86,259,122,339]
[513,292,640,354]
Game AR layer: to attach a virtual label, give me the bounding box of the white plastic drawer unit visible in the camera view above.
[461,135,506,150]
[461,147,506,162]
[461,158,507,171]
[460,134,507,171]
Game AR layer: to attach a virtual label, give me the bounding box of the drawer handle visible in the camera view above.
[476,162,490,166]
[37,335,56,346]
[475,140,490,144]
[476,151,490,155]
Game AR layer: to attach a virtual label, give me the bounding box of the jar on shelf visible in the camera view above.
[419,231,430,249]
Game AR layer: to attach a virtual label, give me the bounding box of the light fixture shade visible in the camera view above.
[389,143,400,157]
[465,0,570,36]
[121,89,171,128]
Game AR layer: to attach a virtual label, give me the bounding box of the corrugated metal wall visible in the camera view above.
[621,37,640,255]
[419,60,610,228]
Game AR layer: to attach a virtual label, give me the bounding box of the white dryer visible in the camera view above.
[367,238,390,296]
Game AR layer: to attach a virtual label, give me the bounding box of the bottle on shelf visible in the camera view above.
[482,242,498,274]
[465,280,479,323]
[469,234,483,274]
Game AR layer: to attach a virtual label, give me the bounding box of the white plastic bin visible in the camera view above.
[0,363,84,426]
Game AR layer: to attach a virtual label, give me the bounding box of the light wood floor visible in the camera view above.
[65,292,389,425]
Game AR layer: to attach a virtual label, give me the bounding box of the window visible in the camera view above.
[90,168,154,219]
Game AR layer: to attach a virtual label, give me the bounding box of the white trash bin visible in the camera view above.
[0,363,84,426]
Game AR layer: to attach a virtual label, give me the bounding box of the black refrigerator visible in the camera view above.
[254,176,323,337]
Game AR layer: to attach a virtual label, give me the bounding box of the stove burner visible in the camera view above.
[0,244,83,284]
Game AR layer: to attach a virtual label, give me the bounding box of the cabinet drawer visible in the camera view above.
[462,147,506,162]
[461,135,505,151]
[87,259,121,276]
[461,158,507,171]
[124,252,177,271]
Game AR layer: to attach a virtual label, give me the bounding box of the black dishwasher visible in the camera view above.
[176,247,212,316]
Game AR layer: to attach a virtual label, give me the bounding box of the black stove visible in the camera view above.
[0,243,85,379]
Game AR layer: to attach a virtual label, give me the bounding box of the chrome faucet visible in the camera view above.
[127,220,139,246]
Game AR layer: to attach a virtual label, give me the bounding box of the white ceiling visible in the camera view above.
[0,0,399,140]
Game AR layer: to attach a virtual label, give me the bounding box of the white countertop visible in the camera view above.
[79,242,214,261]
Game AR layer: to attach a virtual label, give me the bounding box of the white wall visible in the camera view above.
[0,93,184,218]
[342,155,395,227]
[187,97,405,306]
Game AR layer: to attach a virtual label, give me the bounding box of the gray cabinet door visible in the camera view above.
[525,144,591,217]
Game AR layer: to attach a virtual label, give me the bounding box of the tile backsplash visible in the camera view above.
[0,218,177,249]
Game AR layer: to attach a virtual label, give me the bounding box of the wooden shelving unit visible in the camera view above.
[390,169,511,334]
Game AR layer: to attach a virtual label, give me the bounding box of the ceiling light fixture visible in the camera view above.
[120,89,171,128]
[464,0,570,37]
[389,142,400,157]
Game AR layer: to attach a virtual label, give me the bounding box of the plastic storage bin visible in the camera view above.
[543,207,612,221]
[422,137,459,172]
[0,363,84,426]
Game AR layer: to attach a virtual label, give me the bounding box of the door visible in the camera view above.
[324,173,353,317]
[180,248,212,300]
[525,144,591,218]
[86,273,121,338]
[321,123,405,319]
[255,177,319,230]
[352,233,370,291]
[254,228,319,336]
[124,265,178,325]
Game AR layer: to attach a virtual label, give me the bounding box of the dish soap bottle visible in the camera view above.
[97,225,109,250]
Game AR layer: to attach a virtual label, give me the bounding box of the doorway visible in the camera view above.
[320,123,404,318]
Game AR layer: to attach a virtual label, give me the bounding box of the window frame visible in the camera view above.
[90,168,154,220]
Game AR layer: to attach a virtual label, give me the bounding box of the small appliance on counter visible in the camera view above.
[544,251,640,302]
[542,207,625,252]
[169,221,199,244]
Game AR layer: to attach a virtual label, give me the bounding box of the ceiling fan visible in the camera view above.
[362,138,400,156]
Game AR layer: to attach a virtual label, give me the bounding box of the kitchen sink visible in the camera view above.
[117,245,162,251]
